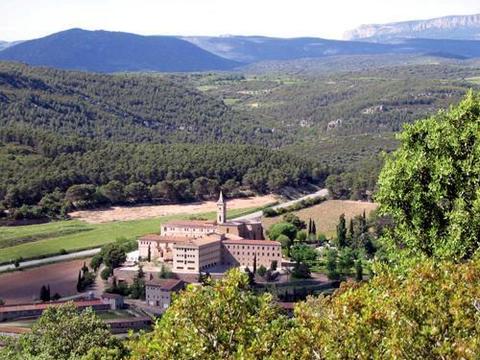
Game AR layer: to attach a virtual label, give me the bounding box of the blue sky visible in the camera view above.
[1,0,480,41]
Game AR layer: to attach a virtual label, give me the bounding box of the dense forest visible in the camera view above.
[0,62,290,146]
[2,60,479,219]
[0,126,325,219]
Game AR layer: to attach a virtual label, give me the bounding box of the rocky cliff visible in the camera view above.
[344,14,480,42]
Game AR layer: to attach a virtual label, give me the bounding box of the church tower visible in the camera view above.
[217,191,226,224]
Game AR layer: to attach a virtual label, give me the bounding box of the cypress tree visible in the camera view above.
[336,214,347,248]
[312,220,317,236]
[77,271,82,292]
[40,285,47,302]
[253,253,257,274]
[348,218,355,245]
[355,260,363,282]
[147,244,151,262]
[47,285,51,301]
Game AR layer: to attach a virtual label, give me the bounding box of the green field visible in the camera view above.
[0,207,261,264]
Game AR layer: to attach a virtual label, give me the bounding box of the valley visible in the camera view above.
[2,7,480,357]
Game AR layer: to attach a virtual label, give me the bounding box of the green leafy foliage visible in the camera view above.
[128,269,288,359]
[275,258,480,359]
[0,303,125,360]
[376,91,480,261]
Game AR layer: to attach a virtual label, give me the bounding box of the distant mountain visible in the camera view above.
[184,35,480,63]
[344,14,480,42]
[0,29,240,72]
[0,41,18,51]
[183,36,393,63]
[3,29,480,74]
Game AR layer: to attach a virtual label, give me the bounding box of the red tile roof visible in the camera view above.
[146,279,185,291]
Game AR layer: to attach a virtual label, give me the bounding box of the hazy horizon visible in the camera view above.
[1,0,480,42]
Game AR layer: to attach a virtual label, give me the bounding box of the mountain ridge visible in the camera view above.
[344,13,480,42]
[0,28,240,73]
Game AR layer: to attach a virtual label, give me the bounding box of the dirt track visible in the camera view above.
[69,195,277,224]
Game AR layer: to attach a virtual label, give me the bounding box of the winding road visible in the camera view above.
[0,189,328,273]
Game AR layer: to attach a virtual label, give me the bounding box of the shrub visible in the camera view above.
[257,265,267,277]
[100,267,112,281]
[276,259,480,359]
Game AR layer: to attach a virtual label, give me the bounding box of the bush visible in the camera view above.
[13,257,23,268]
[267,222,297,241]
[257,265,267,277]
[276,259,480,359]
[270,260,278,271]
[100,267,112,281]
[262,196,325,217]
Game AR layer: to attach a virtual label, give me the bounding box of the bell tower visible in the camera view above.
[217,191,226,224]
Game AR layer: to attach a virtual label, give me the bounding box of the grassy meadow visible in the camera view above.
[0,207,261,264]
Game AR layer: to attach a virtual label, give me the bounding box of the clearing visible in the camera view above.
[0,259,89,305]
[0,206,265,264]
[69,195,277,224]
[262,200,378,238]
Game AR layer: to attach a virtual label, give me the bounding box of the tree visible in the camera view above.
[159,264,173,279]
[100,180,125,204]
[338,247,355,275]
[282,213,306,230]
[2,303,125,359]
[76,271,82,292]
[125,182,150,202]
[355,260,363,282]
[325,249,339,280]
[150,180,178,202]
[101,243,126,269]
[336,213,347,248]
[101,267,112,280]
[39,285,50,302]
[274,258,480,359]
[147,244,151,262]
[253,253,257,274]
[267,222,297,241]
[276,234,292,257]
[376,92,480,261]
[65,184,96,203]
[290,244,319,266]
[270,260,278,271]
[90,254,103,272]
[296,230,307,243]
[348,218,355,243]
[137,264,145,279]
[257,265,267,277]
[130,277,145,300]
[291,262,311,279]
[198,271,211,285]
[129,269,287,359]
[192,177,210,199]
[82,261,89,274]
